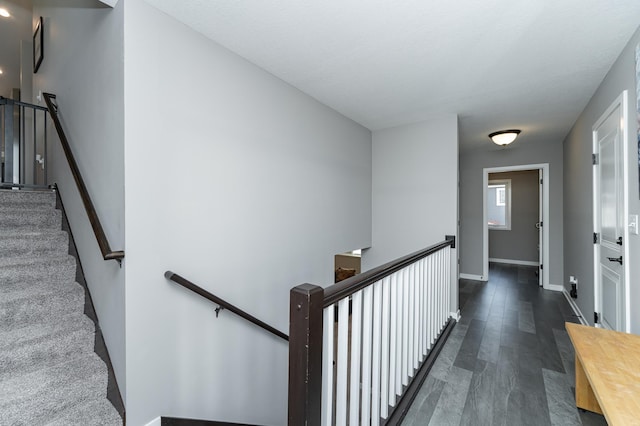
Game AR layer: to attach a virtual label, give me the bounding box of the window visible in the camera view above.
[488,179,511,230]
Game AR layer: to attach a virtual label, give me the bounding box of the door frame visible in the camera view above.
[592,90,630,332]
[482,163,550,289]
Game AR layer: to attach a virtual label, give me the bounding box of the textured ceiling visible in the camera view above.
[146,0,640,152]
[0,0,32,98]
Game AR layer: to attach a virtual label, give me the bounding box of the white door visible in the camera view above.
[593,92,628,331]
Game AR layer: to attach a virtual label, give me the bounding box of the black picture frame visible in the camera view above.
[33,17,43,74]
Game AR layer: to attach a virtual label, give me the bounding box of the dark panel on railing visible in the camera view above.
[42,93,124,263]
[288,284,324,426]
[323,236,455,307]
[165,271,288,341]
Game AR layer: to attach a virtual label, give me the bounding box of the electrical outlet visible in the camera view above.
[630,214,639,235]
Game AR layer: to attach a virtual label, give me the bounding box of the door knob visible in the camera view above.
[607,256,623,265]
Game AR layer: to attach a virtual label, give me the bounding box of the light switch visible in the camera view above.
[629,214,639,235]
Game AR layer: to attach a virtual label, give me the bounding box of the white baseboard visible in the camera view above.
[459,273,485,281]
[489,258,539,267]
[563,290,589,326]
[544,283,564,292]
[450,310,461,321]
[144,417,161,426]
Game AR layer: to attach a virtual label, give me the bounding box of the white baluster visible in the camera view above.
[411,263,420,374]
[322,304,335,426]
[380,277,391,419]
[402,267,410,386]
[349,291,362,426]
[389,273,397,408]
[408,264,415,376]
[361,286,373,424]
[395,269,403,396]
[371,280,383,422]
[419,258,425,360]
[336,298,350,426]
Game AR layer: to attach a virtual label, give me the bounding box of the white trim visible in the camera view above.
[98,0,118,6]
[483,163,549,288]
[144,417,161,426]
[450,310,461,321]
[545,283,564,292]
[563,291,589,326]
[489,258,539,267]
[459,273,486,281]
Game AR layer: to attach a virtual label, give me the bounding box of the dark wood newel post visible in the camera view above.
[288,284,324,426]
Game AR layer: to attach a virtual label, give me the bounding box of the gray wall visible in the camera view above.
[362,117,459,313]
[489,170,540,263]
[564,26,640,332]
[32,0,126,396]
[123,2,371,424]
[459,140,563,285]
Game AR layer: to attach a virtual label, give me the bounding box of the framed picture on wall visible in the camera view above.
[33,17,43,73]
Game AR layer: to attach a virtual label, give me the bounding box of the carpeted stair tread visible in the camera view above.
[0,230,69,257]
[0,352,110,426]
[0,252,74,268]
[0,278,81,303]
[0,322,96,382]
[0,282,85,331]
[0,200,57,211]
[0,206,62,230]
[0,189,56,207]
[0,254,76,285]
[0,275,81,299]
[0,312,92,350]
[45,396,123,426]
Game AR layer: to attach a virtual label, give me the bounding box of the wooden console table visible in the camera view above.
[566,322,640,425]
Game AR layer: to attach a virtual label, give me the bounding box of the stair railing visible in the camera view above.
[42,93,124,264]
[164,271,289,341]
[0,96,49,188]
[288,236,457,426]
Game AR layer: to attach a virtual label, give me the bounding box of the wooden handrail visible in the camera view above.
[323,235,455,307]
[43,93,124,264]
[165,271,289,341]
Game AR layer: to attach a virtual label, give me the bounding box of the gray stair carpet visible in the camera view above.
[0,189,122,426]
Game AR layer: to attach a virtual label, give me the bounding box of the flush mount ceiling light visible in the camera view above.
[489,129,521,146]
[0,8,10,18]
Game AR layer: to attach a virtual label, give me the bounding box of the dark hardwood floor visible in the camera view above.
[402,263,607,426]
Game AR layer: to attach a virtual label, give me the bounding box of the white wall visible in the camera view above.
[564,26,640,332]
[459,140,563,285]
[32,0,126,396]
[123,2,371,424]
[362,117,459,311]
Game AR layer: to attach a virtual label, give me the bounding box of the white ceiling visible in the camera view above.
[146,0,640,152]
[0,0,32,98]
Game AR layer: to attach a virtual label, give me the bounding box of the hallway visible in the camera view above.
[402,263,607,426]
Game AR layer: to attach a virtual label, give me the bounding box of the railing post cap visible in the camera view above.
[291,283,324,295]
[164,271,174,280]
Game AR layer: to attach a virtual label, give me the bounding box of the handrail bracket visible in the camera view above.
[215,306,224,318]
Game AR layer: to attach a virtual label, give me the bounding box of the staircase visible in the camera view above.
[0,189,122,425]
